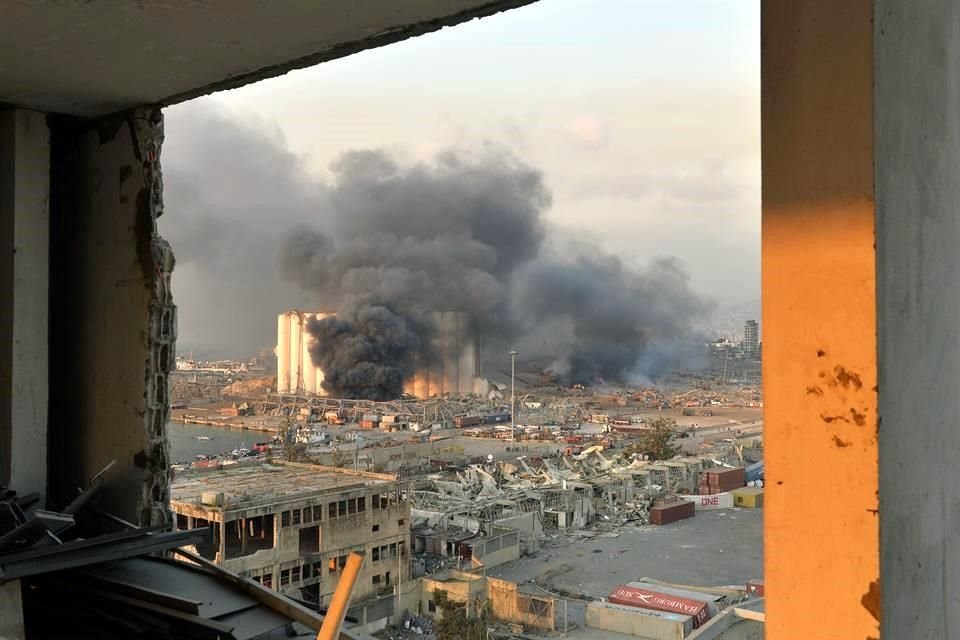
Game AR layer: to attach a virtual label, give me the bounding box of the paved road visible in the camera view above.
[487,509,763,637]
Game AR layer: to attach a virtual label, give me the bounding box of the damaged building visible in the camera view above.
[170,462,411,607]
[404,450,732,576]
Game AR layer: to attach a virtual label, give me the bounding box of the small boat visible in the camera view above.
[194,435,213,441]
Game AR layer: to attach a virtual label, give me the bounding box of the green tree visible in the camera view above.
[640,416,680,461]
[433,589,490,640]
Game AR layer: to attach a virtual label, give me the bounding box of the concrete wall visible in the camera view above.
[423,570,486,619]
[585,601,689,640]
[0,109,49,500]
[47,109,173,524]
[318,440,433,471]
[0,579,24,640]
[875,2,960,638]
[469,528,520,569]
[487,577,554,631]
[761,2,879,638]
[690,614,764,640]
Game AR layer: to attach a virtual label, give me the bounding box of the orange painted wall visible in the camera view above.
[762,1,879,638]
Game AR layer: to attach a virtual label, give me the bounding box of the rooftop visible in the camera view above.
[171,462,395,511]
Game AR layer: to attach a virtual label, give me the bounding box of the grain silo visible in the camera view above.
[278,309,485,398]
[403,311,486,398]
[276,314,291,393]
[276,311,329,394]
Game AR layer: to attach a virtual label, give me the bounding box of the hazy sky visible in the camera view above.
[161,0,760,356]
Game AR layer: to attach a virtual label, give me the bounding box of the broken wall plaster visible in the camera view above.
[48,107,175,525]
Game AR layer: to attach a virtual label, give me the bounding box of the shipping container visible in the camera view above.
[454,415,483,427]
[732,487,764,508]
[625,582,726,615]
[701,467,745,493]
[608,585,711,627]
[746,579,765,596]
[359,420,377,429]
[586,601,691,640]
[483,413,511,424]
[679,492,734,510]
[649,501,695,525]
[705,466,745,480]
[381,415,397,424]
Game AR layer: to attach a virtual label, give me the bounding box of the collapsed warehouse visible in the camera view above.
[403,443,760,576]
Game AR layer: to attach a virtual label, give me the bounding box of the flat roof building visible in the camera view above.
[171,462,411,607]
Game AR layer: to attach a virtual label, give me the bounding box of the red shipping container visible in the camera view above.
[746,580,764,596]
[360,420,376,429]
[701,468,745,494]
[608,585,711,628]
[705,467,745,483]
[649,501,695,525]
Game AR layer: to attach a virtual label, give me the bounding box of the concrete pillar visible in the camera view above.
[762,2,878,638]
[47,109,174,525]
[219,519,226,561]
[0,579,24,639]
[876,2,960,637]
[241,517,247,555]
[0,109,49,501]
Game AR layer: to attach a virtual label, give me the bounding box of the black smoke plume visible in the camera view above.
[511,251,709,385]
[283,147,711,398]
[306,306,422,400]
[161,105,709,381]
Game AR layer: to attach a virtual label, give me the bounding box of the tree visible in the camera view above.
[640,416,680,461]
[433,589,490,640]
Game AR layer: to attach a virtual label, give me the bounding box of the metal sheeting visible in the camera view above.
[80,557,258,620]
[0,527,207,580]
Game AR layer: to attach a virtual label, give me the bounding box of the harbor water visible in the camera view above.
[167,421,267,463]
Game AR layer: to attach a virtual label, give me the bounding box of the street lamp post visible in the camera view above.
[510,350,518,442]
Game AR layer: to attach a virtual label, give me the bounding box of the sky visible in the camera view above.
[160,0,760,357]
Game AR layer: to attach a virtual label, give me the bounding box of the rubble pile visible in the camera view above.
[221,375,275,397]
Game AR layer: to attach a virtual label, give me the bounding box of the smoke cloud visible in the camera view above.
[306,306,422,400]
[282,147,711,398]
[160,105,324,358]
[161,105,709,391]
[511,250,709,384]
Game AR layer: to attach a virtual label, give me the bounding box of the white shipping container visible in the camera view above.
[586,601,691,640]
[679,492,735,510]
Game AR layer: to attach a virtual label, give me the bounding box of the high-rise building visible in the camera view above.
[744,320,760,359]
